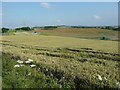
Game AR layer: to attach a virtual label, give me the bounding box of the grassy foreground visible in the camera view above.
[1,33,120,89]
[3,53,71,88]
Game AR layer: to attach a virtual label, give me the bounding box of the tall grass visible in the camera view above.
[2,33,119,89]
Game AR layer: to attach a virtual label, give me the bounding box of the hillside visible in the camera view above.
[34,28,118,40]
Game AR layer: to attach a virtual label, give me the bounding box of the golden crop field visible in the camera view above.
[35,28,118,40]
[2,34,118,53]
[1,29,120,88]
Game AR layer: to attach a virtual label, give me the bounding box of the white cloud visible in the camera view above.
[41,2,50,9]
[93,15,101,20]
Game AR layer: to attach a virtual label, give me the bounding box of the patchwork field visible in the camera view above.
[1,29,120,89]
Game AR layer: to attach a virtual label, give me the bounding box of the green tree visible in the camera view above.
[2,28,10,33]
[15,27,31,31]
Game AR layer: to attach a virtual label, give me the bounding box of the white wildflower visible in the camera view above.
[14,65,20,68]
[97,74,102,81]
[17,60,23,64]
[28,59,33,62]
[25,60,32,64]
[30,64,36,68]
[59,85,62,88]
[25,59,33,64]
[37,68,40,71]
[46,69,48,72]
[28,72,31,76]
[50,74,53,77]
[104,77,107,80]
[116,82,120,88]
[20,64,25,67]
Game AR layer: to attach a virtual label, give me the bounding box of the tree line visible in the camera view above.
[1,26,58,33]
[1,27,32,33]
[1,26,120,33]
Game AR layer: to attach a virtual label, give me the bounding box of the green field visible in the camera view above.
[1,28,120,89]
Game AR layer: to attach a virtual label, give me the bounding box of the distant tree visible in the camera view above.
[21,27,31,31]
[43,26,58,30]
[15,27,31,31]
[113,27,120,31]
[71,26,81,28]
[15,28,21,31]
[2,28,10,33]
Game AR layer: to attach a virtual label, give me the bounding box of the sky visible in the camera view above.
[2,2,118,28]
[2,0,120,2]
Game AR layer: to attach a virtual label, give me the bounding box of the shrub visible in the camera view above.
[2,28,10,33]
[15,27,31,31]
[100,37,111,40]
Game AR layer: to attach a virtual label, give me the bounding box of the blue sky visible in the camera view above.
[2,2,118,28]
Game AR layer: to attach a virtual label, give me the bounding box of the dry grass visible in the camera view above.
[35,28,118,40]
[2,34,118,53]
[2,30,119,88]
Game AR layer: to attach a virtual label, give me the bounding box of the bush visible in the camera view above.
[15,27,31,31]
[2,28,10,33]
[43,26,58,30]
[100,37,110,40]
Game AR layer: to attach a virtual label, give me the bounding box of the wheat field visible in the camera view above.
[1,29,120,88]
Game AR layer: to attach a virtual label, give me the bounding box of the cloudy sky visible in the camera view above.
[2,2,118,28]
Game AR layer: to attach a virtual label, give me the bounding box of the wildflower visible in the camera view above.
[30,64,36,68]
[28,59,33,62]
[14,65,20,68]
[116,81,120,88]
[20,64,25,67]
[97,74,102,81]
[50,74,53,77]
[25,59,33,64]
[104,77,107,80]
[46,69,48,72]
[59,85,62,88]
[17,60,23,64]
[28,72,31,76]
[25,61,32,64]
